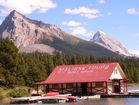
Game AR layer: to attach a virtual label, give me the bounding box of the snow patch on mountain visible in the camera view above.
[128,50,139,57]
[90,31,132,57]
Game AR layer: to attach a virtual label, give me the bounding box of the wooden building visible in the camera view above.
[36,63,128,95]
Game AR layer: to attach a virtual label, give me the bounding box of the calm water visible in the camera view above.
[1,98,139,105]
[1,87,139,105]
[56,98,139,105]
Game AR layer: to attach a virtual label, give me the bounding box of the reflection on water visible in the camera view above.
[48,98,139,105]
[128,86,139,90]
[2,98,139,105]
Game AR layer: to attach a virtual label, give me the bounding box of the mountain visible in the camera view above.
[0,10,79,54]
[0,10,122,57]
[90,31,132,57]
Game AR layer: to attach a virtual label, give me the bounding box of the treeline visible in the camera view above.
[0,38,139,88]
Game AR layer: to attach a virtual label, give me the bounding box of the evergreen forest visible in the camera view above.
[0,38,139,88]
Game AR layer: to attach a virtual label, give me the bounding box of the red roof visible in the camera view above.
[37,63,127,84]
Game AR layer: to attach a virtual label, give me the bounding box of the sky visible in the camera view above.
[0,0,139,55]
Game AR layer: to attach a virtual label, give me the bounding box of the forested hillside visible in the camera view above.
[0,38,139,88]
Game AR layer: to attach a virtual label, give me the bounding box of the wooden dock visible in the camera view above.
[81,95,101,100]
[11,96,69,104]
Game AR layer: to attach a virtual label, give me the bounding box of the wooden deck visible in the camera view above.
[11,96,69,104]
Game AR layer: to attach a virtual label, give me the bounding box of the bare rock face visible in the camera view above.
[19,44,55,54]
[0,10,130,57]
[0,10,79,54]
[90,31,132,56]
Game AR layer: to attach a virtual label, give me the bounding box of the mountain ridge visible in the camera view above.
[0,10,126,57]
[90,31,132,57]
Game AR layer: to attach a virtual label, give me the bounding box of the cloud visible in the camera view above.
[99,0,107,4]
[62,20,85,27]
[0,0,56,15]
[70,26,93,40]
[64,6,102,19]
[62,20,92,40]
[127,8,139,15]
[129,50,139,57]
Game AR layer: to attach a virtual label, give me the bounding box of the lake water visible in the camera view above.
[1,98,139,105]
[1,86,139,105]
[56,98,139,105]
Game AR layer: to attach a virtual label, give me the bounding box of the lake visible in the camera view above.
[1,86,139,105]
[1,98,139,105]
[56,98,139,105]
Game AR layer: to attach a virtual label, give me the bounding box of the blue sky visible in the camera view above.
[0,0,139,55]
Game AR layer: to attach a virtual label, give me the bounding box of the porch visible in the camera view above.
[42,79,127,95]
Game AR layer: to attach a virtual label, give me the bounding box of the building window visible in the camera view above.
[66,83,73,88]
[114,69,118,74]
[95,82,104,88]
[52,84,59,88]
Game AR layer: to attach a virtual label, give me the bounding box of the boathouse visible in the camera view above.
[36,63,128,95]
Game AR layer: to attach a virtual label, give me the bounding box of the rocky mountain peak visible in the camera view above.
[91,31,131,56]
[3,10,25,23]
[92,31,120,45]
[8,10,22,17]
[0,10,132,57]
[0,10,59,52]
[95,31,106,36]
[4,10,60,30]
[0,10,80,54]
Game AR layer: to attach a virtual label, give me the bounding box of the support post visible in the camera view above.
[106,82,108,94]
[43,85,45,94]
[76,83,78,95]
[90,82,92,95]
[46,84,49,93]
[125,81,128,93]
[61,84,63,94]
[112,81,114,93]
[119,80,121,93]
[37,85,39,94]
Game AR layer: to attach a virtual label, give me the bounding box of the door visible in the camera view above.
[81,83,87,95]
[113,80,120,93]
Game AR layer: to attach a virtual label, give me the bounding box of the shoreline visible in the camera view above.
[0,84,139,104]
[128,83,139,87]
[0,98,10,104]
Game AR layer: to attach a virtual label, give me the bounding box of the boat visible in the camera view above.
[11,92,77,104]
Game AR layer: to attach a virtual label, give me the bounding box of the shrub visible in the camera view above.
[7,88,29,98]
[0,88,5,99]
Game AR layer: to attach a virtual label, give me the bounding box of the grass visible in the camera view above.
[0,86,32,103]
[128,83,139,87]
[0,88,5,99]
[0,86,31,100]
